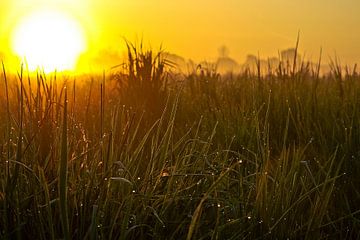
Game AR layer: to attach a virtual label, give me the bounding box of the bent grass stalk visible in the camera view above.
[186,161,240,240]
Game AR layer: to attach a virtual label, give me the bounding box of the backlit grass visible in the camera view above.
[0,45,359,239]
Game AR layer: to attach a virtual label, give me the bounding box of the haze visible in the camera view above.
[1,0,359,68]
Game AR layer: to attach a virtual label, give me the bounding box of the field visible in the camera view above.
[1,45,360,239]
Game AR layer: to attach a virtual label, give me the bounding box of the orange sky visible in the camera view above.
[1,0,359,70]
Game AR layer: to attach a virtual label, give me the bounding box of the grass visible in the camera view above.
[0,44,360,239]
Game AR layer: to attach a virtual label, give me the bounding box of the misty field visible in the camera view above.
[0,45,360,239]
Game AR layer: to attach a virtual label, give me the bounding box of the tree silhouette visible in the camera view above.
[218,45,229,58]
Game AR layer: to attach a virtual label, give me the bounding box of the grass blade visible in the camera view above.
[59,85,70,240]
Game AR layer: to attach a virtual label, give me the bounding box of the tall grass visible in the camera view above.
[0,44,359,239]
[59,85,70,239]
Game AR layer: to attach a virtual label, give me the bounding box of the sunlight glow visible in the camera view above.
[11,9,87,72]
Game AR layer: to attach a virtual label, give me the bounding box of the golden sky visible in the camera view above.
[1,0,359,69]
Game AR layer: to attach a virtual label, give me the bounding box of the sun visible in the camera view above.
[11,9,87,72]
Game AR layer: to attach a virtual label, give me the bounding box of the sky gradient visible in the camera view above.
[1,0,359,68]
